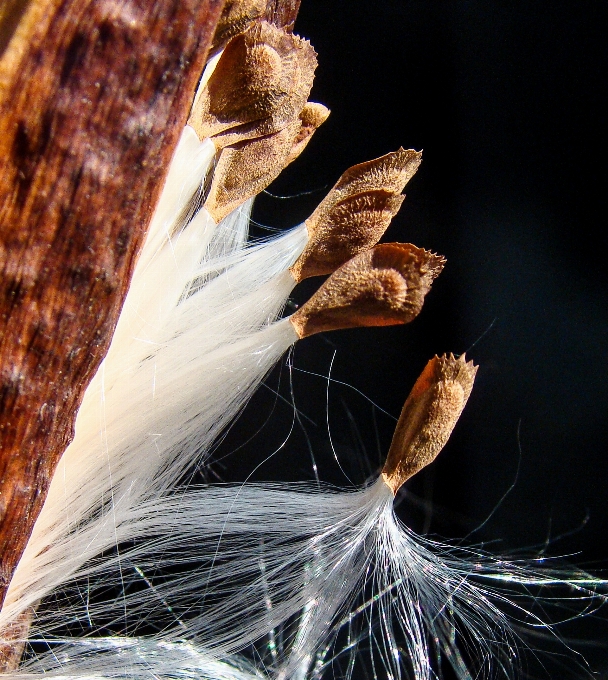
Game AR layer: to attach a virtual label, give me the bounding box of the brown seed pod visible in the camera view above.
[291,149,422,281]
[381,353,478,495]
[205,119,300,222]
[313,147,422,210]
[190,21,317,147]
[290,243,445,338]
[291,190,405,281]
[204,101,328,222]
[0,0,225,646]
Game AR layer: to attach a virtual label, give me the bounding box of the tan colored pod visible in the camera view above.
[291,190,405,281]
[204,103,329,223]
[190,21,317,147]
[381,354,478,495]
[205,120,300,223]
[291,149,422,281]
[290,243,445,338]
[312,147,422,212]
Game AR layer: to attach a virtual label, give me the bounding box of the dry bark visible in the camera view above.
[0,0,225,610]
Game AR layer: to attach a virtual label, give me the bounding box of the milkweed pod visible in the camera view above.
[291,148,421,281]
[291,189,405,281]
[204,119,301,223]
[290,242,445,338]
[190,21,317,147]
[203,102,329,222]
[382,353,478,494]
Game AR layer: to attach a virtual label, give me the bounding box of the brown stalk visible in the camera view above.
[0,0,226,620]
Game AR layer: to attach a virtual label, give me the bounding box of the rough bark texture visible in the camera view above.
[0,0,225,609]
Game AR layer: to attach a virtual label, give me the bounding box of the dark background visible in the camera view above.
[215,1,608,675]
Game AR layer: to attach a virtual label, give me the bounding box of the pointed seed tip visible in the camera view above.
[394,147,423,160]
[434,352,479,374]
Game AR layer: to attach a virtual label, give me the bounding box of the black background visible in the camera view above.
[215,2,608,674]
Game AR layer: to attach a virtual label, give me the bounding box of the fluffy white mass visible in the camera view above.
[3,59,606,680]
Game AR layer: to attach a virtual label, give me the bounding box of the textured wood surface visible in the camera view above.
[0,0,225,608]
